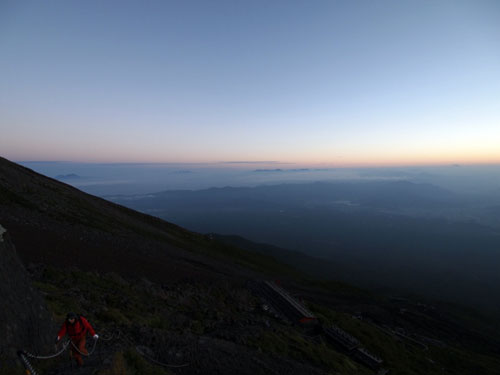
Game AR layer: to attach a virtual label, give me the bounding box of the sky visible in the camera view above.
[1,0,499,166]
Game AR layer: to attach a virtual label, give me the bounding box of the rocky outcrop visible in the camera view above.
[0,224,54,366]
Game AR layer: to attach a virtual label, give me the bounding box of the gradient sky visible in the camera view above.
[1,0,499,166]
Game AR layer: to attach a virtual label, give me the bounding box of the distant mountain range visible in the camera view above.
[108,180,500,312]
[253,168,329,172]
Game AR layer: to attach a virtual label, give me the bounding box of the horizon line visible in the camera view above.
[13,159,500,169]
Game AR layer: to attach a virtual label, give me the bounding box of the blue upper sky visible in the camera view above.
[1,0,499,166]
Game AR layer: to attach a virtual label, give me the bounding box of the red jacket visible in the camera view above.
[57,316,96,341]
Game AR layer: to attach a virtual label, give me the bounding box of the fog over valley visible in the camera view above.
[21,161,500,195]
[22,161,500,312]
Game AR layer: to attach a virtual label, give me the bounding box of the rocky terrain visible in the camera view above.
[0,224,54,371]
[1,156,500,375]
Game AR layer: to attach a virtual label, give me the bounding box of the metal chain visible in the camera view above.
[18,337,95,375]
[69,337,98,356]
[19,329,189,373]
[99,328,121,341]
[22,340,70,359]
[18,352,39,375]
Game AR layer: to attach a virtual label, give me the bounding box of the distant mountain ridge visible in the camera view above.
[109,179,500,312]
[55,173,82,180]
[110,179,458,211]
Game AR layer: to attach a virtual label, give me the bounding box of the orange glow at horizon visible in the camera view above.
[6,148,500,169]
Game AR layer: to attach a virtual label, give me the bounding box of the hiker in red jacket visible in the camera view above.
[56,312,98,367]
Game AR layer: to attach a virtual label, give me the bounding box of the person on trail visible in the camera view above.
[55,312,98,367]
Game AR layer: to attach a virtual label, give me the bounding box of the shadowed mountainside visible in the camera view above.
[0,225,54,368]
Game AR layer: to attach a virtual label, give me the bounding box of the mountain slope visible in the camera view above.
[0,156,298,283]
[2,156,500,375]
[0,225,54,372]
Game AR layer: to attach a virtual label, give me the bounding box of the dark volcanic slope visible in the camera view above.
[0,157,289,283]
[3,157,500,375]
[0,226,54,363]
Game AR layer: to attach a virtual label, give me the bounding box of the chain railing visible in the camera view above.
[18,328,189,374]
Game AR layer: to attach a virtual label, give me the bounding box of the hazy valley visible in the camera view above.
[108,180,500,313]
